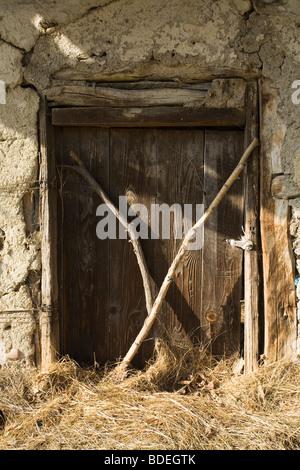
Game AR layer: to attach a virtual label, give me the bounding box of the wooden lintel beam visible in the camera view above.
[52,106,245,128]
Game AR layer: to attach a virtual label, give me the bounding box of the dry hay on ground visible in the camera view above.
[0,340,299,450]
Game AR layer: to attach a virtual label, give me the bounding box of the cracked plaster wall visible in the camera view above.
[0,0,299,366]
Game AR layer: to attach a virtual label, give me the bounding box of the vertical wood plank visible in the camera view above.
[93,129,111,364]
[109,128,157,366]
[155,129,184,338]
[56,126,110,365]
[39,96,59,370]
[244,81,260,372]
[155,129,204,343]
[202,130,245,356]
[260,78,297,362]
[178,130,205,341]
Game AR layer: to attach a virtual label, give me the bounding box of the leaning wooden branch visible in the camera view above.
[68,151,153,315]
[118,137,259,372]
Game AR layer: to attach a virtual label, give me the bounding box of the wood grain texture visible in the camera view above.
[202,130,245,356]
[154,129,204,343]
[45,84,209,108]
[56,126,245,367]
[39,96,59,370]
[56,126,110,365]
[108,128,157,366]
[259,80,297,363]
[243,81,260,372]
[52,106,245,128]
[120,135,257,369]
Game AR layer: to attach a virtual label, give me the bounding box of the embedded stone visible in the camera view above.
[6,348,19,360]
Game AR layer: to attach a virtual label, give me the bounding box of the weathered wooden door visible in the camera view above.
[55,125,244,367]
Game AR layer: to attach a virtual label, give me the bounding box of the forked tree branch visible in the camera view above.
[118,137,259,372]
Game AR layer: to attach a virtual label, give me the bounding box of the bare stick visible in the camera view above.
[68,151,153,315]
[119,137,259,371]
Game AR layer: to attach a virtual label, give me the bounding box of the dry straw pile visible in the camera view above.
[0,338,299,450]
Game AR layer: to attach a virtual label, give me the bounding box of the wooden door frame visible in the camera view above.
[39,96,59,369]
[38,80,260,372]
[244,82,260,372]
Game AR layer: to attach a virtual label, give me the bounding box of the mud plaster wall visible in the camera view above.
[0,0,299,366]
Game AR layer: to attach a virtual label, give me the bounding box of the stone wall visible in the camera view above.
[0,0,299,366]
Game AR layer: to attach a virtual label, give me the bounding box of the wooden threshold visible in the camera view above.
[52,106,245,128]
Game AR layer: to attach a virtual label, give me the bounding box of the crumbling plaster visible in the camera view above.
[0,0,299,366]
